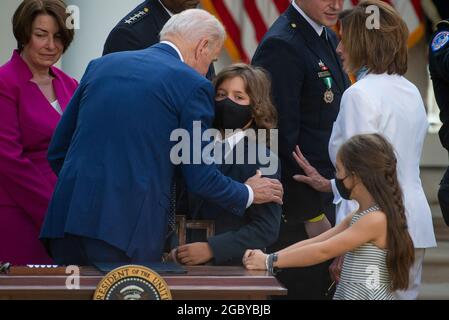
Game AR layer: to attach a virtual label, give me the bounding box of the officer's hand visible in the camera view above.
[245,170,283,205]
[292,146,332,193]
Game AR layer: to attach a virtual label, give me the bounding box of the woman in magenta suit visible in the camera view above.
[0,0,77,265]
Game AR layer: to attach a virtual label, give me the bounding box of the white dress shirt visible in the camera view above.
[329,73,436,248]
[159,41,184,62]
[215,130,247,160]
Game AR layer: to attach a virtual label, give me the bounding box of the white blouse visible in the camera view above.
[50,100,63,115]
[329,73,436,249]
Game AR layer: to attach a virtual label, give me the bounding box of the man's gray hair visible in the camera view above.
[160,9,226,48]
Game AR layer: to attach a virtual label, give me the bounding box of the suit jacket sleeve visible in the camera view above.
[47,61,95,175]
[103,27,142,56]
[0,77,54,228]
[208,166,282,265]
[429,31,449,83]
[429,36,449,151]
[439,49,449,82]
[179,81,249,217]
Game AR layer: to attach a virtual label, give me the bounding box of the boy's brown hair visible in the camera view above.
[213,63,278,131]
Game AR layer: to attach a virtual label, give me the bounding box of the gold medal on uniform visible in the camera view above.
[322,72,334,104]
[324,88,334,104]
[318,61,334,104]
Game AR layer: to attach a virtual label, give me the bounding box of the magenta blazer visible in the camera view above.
[0,50,77,265]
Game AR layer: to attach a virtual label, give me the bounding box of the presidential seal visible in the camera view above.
[94,265,172,300]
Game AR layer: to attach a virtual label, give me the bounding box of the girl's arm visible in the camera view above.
[276,211,355,255]
[275,212,385,268]
[244,211,386,270]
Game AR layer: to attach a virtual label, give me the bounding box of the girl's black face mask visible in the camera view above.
[214,98,253,130]
[335,176,352,200]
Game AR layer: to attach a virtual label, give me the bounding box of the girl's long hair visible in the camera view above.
[338,133,414,290]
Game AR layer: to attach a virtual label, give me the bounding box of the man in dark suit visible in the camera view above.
[429,19,449,227]
[176,137,282,266]
[252,0,350,299]
[103,0,215,79]
[40,9,283,265]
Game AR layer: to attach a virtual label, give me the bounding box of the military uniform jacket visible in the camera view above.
[429,20,449,151]
[103,0,170,56]
[103,0,215,79]
[252,5,350,221]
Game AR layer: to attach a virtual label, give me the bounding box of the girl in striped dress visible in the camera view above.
[243,133,415,300]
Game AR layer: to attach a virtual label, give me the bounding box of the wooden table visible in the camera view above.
[0,266,287,300]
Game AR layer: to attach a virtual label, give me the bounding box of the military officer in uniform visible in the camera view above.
[103,0,215,79]
[429,19,449,227]
[252,0,350,299]
[104,0,197,55]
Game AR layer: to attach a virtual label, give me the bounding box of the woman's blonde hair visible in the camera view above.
[339,0,408,75]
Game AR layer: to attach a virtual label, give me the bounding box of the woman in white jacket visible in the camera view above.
[293,0,436,299]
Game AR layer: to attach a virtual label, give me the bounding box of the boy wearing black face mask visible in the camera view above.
[213,98,253,131]
[171,64,283,266]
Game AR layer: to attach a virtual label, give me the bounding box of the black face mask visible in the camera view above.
[214,98,253,130]
[335,176,352,200]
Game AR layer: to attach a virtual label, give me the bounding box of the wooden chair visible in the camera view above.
[175,215,215,245]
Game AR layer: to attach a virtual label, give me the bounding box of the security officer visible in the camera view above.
[252,0,350,299]
[429,19,449,227]
[103,0,215,79]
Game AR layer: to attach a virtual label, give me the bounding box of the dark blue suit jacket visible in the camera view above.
[40,43,248,261]
[186,137,282,265]
[252,5,350,222]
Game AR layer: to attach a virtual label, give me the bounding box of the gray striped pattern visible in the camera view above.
[333,206,395,300]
